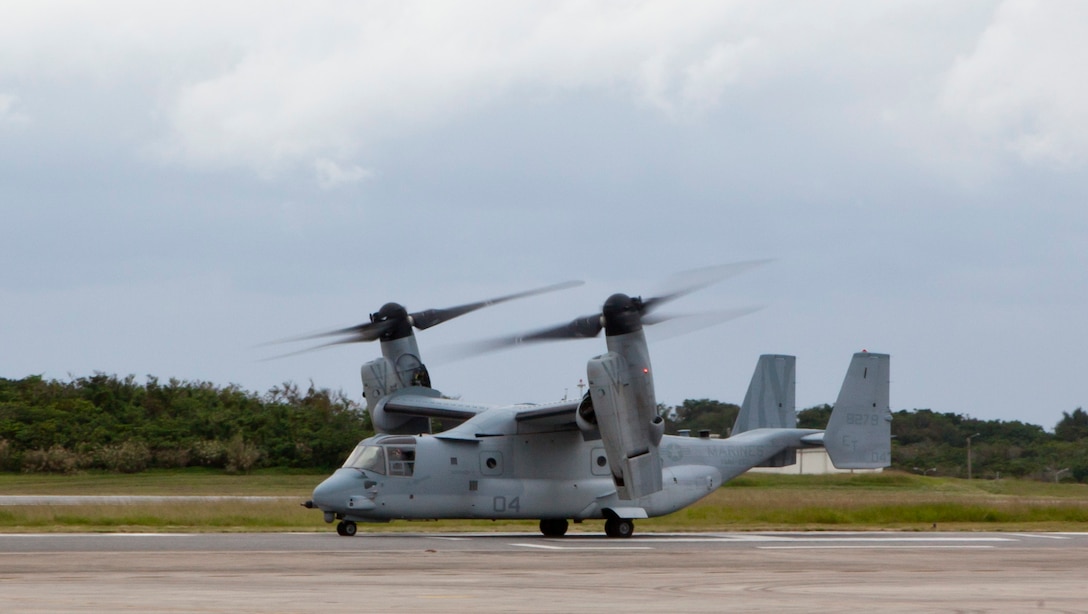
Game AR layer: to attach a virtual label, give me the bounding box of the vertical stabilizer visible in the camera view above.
[824,352,892,469]
[733,354,796,434]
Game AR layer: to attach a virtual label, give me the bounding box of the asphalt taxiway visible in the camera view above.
[2,531,1086,612]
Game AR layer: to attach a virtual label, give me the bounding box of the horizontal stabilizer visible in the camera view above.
[824,352,892,469]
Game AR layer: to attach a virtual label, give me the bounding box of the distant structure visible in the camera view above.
[747,448,882,475]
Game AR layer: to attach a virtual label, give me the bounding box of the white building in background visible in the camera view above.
[747,448,883,475]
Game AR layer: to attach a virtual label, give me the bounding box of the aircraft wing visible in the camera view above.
[432,400,581,441]
[515,398,583,422]
[378,392,493,423]
[513,401,579,429]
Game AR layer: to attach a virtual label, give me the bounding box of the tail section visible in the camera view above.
[732,354,796,468]
[823,352,892,469]
[733,354,796,434]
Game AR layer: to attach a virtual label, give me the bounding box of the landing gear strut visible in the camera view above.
[336,520,357,537]
[539,518,569,537]
[604,518,634,538]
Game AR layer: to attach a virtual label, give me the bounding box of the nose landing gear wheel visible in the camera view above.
[604,518,633,538]
[336,520,357,537]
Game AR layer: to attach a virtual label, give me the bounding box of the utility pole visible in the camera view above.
[966,433,981,480]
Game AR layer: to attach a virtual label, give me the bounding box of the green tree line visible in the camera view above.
[3,374,1085,481]
[0,374,372,473]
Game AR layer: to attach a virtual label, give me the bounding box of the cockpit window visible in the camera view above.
[343,444,386,475]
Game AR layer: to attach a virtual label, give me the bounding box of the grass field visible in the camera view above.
[2,470,1087,533]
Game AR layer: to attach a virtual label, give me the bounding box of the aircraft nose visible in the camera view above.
[311,469,361,511]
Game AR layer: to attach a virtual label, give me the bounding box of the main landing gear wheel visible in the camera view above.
[539,519,569,537]
[604,518,634,538]
[336,520,357,537]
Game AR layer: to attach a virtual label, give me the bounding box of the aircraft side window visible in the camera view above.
[344,445,386,475]
[387,446,416,477]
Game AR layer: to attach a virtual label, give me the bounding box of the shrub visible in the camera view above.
[191,439,227,468]
[95,441,152,473]
[0,439,11,471]
[21,445,83,474]
[154,447,191,469]
[225,434,261,474]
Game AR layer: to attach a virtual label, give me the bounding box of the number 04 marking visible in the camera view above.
[493,496,520,513]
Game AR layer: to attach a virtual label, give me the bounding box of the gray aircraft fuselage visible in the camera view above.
[311,426,820,523]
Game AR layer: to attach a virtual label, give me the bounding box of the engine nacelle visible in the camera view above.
[361,357,400,411]
[587,347,663,500]
[574,393,601,440]
[361,358,430,434]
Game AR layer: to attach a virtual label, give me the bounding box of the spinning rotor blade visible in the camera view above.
[409,280,583,330]
[495,314,603,348]
[432,314,601,361]
[641,306,764,341]
[521,314,605,341]
[260,279,583,358]
[257,336,368,361]
[256,318,395,347]
[640,259,771,313]
[444,260,769,359]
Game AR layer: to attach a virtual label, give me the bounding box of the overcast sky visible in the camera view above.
[2,1,1085,431]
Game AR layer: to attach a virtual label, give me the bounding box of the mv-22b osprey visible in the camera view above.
[295,267,892,538]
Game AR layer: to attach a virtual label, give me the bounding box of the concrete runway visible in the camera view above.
[2,531,1087,612]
